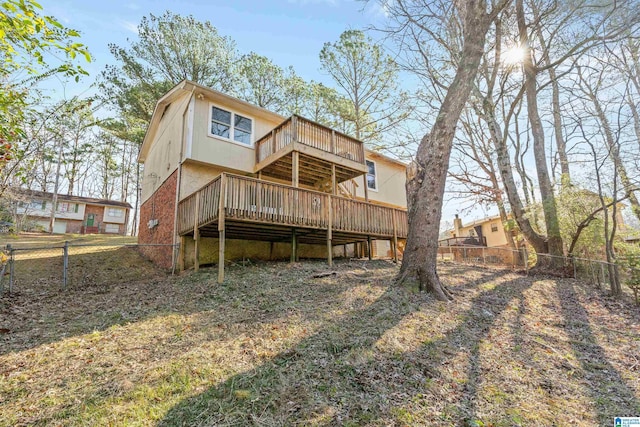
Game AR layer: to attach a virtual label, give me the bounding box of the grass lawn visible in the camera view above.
[1,254,639,426]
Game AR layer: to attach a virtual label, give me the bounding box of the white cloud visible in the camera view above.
[119,20,139,34]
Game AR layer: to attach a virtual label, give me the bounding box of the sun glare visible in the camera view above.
[503,46,526,65]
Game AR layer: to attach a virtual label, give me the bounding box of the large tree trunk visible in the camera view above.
[399,1,492,301]
[482,98,548,254]
[516,0,564,263]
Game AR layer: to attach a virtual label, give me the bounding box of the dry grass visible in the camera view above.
[1,254,639,426]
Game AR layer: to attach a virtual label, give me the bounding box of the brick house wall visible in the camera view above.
[138,170,178,269]
[66,220,83,234]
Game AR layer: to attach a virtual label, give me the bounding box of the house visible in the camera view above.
[439,214,515,248]
[137,80,408,277]
[12,189,131,235]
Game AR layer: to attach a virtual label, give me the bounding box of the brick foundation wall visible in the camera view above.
[138,170,178,269]
[65,220,83,234]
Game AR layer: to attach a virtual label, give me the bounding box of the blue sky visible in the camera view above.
[42,0,389,99]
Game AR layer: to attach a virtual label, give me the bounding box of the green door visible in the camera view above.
[86,214,95,227]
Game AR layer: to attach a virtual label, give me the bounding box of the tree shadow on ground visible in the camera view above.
[557,281,640,423]
[157,266,532,426]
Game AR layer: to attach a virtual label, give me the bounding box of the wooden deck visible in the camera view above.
[178,173,407,241]
[177,173,408,281]
[254,115,367,186]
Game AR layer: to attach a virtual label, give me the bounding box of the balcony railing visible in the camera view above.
[438,236,487,247]
[255,115,365,165]
[178,173,407,239]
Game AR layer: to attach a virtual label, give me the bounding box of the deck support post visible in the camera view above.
[367,236,373,260]
[327,195,333,267]
[193,191,201,272]
[392,210,398,263]
[218,174,227,284]
[292,151,299,188]
[178,235,186,271]
[363,174,369,202]
[343,244,347,258]
[291,228,297,263]
[331,164,336,195]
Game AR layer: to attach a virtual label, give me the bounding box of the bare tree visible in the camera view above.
[382,0,510,300]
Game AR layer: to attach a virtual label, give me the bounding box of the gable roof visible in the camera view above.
[138,80,285,163]
[139,79,410,170]
[14,189,132,209]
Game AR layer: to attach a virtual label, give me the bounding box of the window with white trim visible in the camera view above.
[107,208,124,218]
[57,202,79,213]
[210,105,253,146]
[365,160,378,191]
[104,223,120,233]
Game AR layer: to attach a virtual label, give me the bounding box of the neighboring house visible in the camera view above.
[439,214,516,248]
[13,189,131,235]
[138,80,408,275]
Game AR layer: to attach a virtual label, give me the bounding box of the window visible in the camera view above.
[365,160,378,191]
[56,202,78,213]
[210,105,253,146]
[491,223,499,232]
[107,208,124,218]
[29,200,44,210]
[104,223,120,233]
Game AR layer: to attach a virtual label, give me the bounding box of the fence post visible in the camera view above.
[523,247,529,275]
[482,247,486,265]
[572,255,577,279]
[7,244,14,293]
[63,241,69,290]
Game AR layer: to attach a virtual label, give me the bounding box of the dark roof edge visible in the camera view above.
[13,189,133,209]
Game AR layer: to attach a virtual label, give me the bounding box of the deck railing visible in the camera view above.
[438,236,487,247]
[178,173,407,239]
[255,115,366,164]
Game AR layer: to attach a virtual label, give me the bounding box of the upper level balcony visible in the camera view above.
[254,115,367,189]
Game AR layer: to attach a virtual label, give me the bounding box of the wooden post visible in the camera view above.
[291,115,298,142]
[343,244,347,258]
[218,174,227,283]
[271,129,276,156]
[327,195,332,267]
[367,236,373,260]
[178,235,186,271]
[392,211,398,263]
[331,129,335,154]
[194,191,201,272]
[363,174,369,202]
[291,228,297,263]
[292,151,299,188]
[331,164,337,195]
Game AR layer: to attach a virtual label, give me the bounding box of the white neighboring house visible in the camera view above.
[13,189,132,235]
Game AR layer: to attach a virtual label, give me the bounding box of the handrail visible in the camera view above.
[177,172,408,238]
[255,115,365,164]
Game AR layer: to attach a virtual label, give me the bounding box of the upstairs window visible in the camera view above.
[210,105,253,146]
[57,202,78,213]
[365,160,378,191]
[107,208,124,218]
[491,223,499,232]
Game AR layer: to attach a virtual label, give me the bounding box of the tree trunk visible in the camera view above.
[584,74,640,223]
[399,1,492,301]
[516,0,564,264]
[481,96,548,255]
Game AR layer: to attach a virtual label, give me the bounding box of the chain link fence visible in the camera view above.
[0,242,179,295]
[438,245,640,302]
